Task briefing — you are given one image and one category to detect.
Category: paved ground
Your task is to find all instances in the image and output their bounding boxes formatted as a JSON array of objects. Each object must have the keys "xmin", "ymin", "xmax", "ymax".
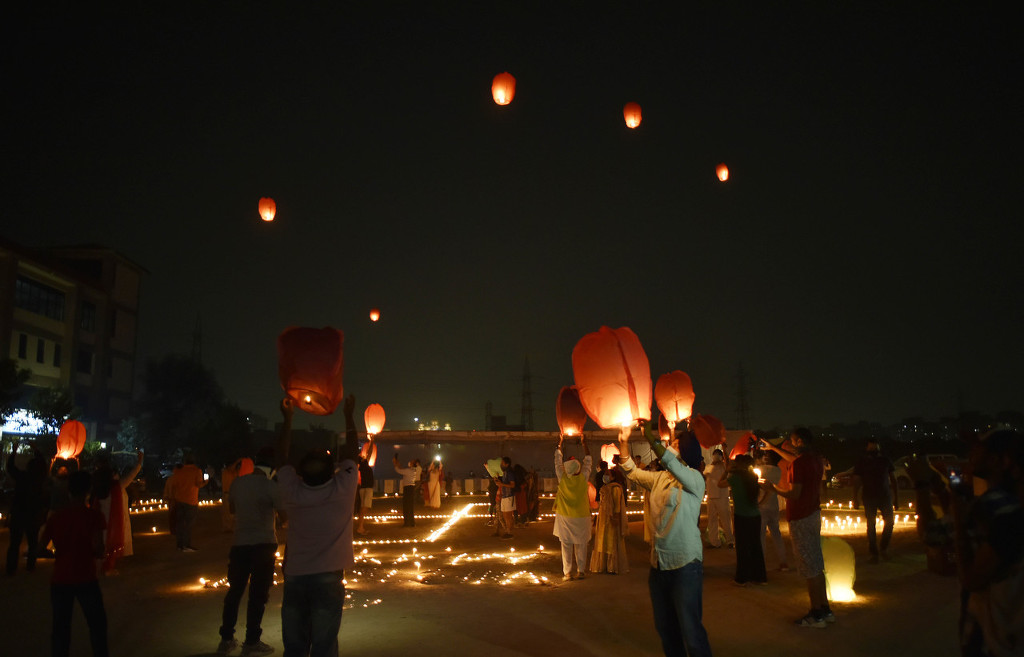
[{"xmin": 1, "ymin": 492, "xmax": 960, "ymax": 656}]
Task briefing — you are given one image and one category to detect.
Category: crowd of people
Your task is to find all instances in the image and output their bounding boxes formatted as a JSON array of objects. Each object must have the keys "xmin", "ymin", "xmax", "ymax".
[{"xmin": 3, "ymin": 416, "xmax": 1021, "ymax": 657}]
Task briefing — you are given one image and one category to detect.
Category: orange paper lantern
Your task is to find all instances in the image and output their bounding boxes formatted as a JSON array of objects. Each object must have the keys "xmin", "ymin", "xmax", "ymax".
[
  {"xmin": 655, "ymin": 371, "xmax": 696, "ymax": 428},
  {"xmin": 729, "ymin": 431, "xmax": 756, "ymax": 460},
  {"xmin": 237, "ymin": 458, "xmax": 255, "ymax": 477},
  {"xmin": 556, "ymin": 386, "xmax": 588, "ymax": 437},
  {"xmin": 364, "ymin": 403, "xmax": 386, "ymax": 436},
  {"xmin": 572, "ymin": 326, "xmax": 652, "ymax": 429},
  {"xmin": 258, "ymin": 197, "xmax": 276, "ymax": 222},
  {"xmin": 369, "ymin": 308, "xmax": 380, "ymax": 322},
  {"xmin": 56, "ymin": 420, "xmax": 87, "ymax": 460},
  {"xmin": 623, "ymin": 102, "xmax": 642, "ymax": 128},
  {"xmin": 716, "ymin": 163, "xmax": 729, "ymax": 182},
  {"xmin": 491, "ymin": 72, "xmax": 516, "ymax": 106},
  {"xmin": 277, "ymin": 326, "xmax": 345, "ymax": 416},
  {"xmin": 599, "ymin": 443, "xmax": 620, "ymax": 468},
  {"xmin": 691, "ymin": 413, "xmax": 726, "ymax": 449}
]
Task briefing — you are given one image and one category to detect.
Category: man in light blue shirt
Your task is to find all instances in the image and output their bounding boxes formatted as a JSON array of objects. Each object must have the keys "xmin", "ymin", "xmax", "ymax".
[{"xmin": 618, "ymin": 421, "xmax": 712, "ymax": 657}]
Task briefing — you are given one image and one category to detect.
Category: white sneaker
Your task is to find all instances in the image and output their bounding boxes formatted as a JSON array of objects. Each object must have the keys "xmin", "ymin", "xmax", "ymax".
[{"xmin": 241, "ymin": 640, "xmax": 274, "ymax": 656}]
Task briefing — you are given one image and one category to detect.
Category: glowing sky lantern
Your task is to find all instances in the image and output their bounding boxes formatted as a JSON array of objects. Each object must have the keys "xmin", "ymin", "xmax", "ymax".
[
  {"xmin": 654, "ymin": 371, "xmax": 695, "ymax": 430},
  {"xmin": 258, "ymin": 197, "xmax": 276, "ymax": 222},
  {"xmin": 364, "ymin": 403, "xmax": 386, "ymax": 436},
  {"xmin": 237, "ymin": 458, "xmax": 254, "ymax": 477},
  {"xmin": 555, "ymin": 386, "xmax": 588, "ymax": 437},
  {"xmin": 658, "ymin": 414, "xmax": 672, "ymax": 443},
  {"xmin": 571, "ymin": 326, "xmax": 652, "ymax": 429},
  {"xmin": 716, "ymin": 163, "xmax": 729, "ymax": 182},
  {"xmin": 691, "ymin": 413, "xmax": 727, "ymax": 449},
  {"xmin": 623, "ymin": 102, "xmax": 642, "ymax": 129},
  {"xmin": 491, "ymin": 72, "xmax": 516, "ymax": 106},
  {"xmin": 729, "ymin": 431, "xmax": 757, "ymax": 459},
  {"xmin": 369, "ymin": 308, "xmax": 380, "ymax": 322},
  {"xmin": 599, "ymin": 443, "xmax": 620, "ymax": 468},
  {"xmin": 55, "ymin": 420, "xmax": 87, "ymax": 460},
  {"xmin": 277, "ymin": 326, "xmax": 345, "ymax": 416}
]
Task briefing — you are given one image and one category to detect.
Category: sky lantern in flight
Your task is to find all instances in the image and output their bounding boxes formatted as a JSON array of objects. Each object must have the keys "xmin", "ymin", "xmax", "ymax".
[
  {"xmin": 571, "ymin": 326, "xmax": 652, "ymax": 429},
  {"xmin": 623, "ymin": 102, "xmax": 642, "ymax": 128},
  {"xmin": 556, "ymin": 386, "xmax": 588, "ymax": 437},
  {"xmin": 364, "ymin": 403, "xmax": 386, "ymax": 436},
  {"xmin": 491, "ymin": 72, "xmax": 516, "ymax": 105},
  {"xmin": 691, "ymin": 413, "xmax": 726, "ymax": 448},
  {"xmin": 258, "ymin": 197, "xmax": 276, "ymax": 222},
  {"xmin": 716, "ymin": 163, "xmax": 729, "ymax": 182},
  {"xmin": 599, "ymin": 443, "xmax": 620, "ymax": 468},
  {"xmin": 56, "ymin": 420, "xmax": 87, "ymax": 460},
  {"xmin": 654, "ymin": 371, "xmax": 695, "ymax": 431},
  {"xmin": 369, "ymin": 308, "xmax": 380, "ymax": 322},
  {"xmin": 277, "ymin": 326, "xmax": 345, "ymax": 416}
]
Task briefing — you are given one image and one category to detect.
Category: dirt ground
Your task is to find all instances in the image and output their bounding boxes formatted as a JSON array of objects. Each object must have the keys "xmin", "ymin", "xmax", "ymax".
[{"xmin": 0, "ymin": 491, "xmax": 961, "ymax": 657}]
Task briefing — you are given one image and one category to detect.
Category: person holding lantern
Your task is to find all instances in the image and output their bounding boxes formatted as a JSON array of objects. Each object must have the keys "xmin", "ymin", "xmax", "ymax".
[
  {"xmin": 553, "ymin": 435, "xmax": 592, "ymax": 580},
  {"xmin": 493, "ymin": 456, "xmax": 516, "ymax": 539},
  {"xmin": 393, "ymin": 454, "xmax": 421, "ymax": 528},
  {"xmin": 90, "ymin": 450, "xmax": 144, "ymax": 575},
  {"xmin": 761, "ymin": 428, "xmax": 834, "ymax": 627},
  {"xmin": 618, "ymin": 421, "xmax": 713, "ymax": 657},
  {"xmin": 276, "ymin": 393, "xmax": 360, "ymax": 657},
  {"xmin": 589, "ymin": 466, "xmax": 630, "ymax": 574}
]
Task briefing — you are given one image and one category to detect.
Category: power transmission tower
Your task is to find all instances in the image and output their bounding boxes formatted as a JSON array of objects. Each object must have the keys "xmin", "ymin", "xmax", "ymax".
[
  {"xmin": 735, "ymin": 362, "xmax": 752, "ymax": 429},
  {"xmin": 191, "ymin": 314, "xmax": 203, "ymax": 364},
  {"xmin": 520, "ymin": 356, "xmax": 534, "ymax": 431}
]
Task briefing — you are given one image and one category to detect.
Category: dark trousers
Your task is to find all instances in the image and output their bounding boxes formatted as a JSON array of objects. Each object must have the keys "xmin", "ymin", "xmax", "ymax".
[
  {"xmin": 6, "ymin": 510, "xmax": 42, "ymax": 574},
  {"xmin": 864, "ymin": 495, "xmax": 895, "ymax": 555},
  {"xmin": 282, "ymin": 571, "xmax": 345, "ymax": 657},
  {"xmin": 220, "ymin": 543, "xmax": 277, "ymax": 643},
  {"xmin": 51, "ymin": 581, "xmax": 108, "ymax": 657},
  {"xmin": 733, "ymin": 513, "xmax": 767, "ymax": 584},
  {"xmin": 648, "ymin": 561, "xmax": 713, "ymax": 657},
  {"xmin": 176, "ymin": 503, "xmax": 198, "ymax": 548},
  {"xmin": 402, "ymin": 485, "xmax": 415, "ymax": 527}
]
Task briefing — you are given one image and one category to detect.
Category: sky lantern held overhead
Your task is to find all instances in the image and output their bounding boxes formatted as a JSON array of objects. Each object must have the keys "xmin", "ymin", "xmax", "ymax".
[
  {"xmin": 716, "ymin": 163, "xmax": 729, "ymax": 182},
  {"xmin": 556, "ymin": 386, "xmax": 588, "ymax": 437},
  {"xmin": 691, "ymin": 413, "xmax": 727, "ymax": 449},
  {"xmin": 369, "ymin": 308, "xmax": 380, "ymax": 322},
  {"xmin": 277, "ymin": 326, "xmax": 345, "ymax": 416},
  {"xmin": 623, "ymin": 102, "xmax": 642, "ymax": 129},
  {"xmin": 491, "ymin": 72, "xmax": 516, "ymax": 105},
  {"xmin": 258, "ymin": 197, "xmax": 276, "ymax": 222},
  {"xmin": 654, "ymin": 371, "xmax": 695, "ymax": 429},
  {"xmin": 572, "ymin": 326, "xmax": 652, "ymax": 429},
  {"xmin": 56, "ymin": 420, "xmax": 87, "ymax": 460}
]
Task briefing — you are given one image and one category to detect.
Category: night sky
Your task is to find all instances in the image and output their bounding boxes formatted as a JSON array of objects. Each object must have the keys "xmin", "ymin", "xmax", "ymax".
[{"xmin": 5, "ymin": 4, "xmax": 1021, "ymax": 432}]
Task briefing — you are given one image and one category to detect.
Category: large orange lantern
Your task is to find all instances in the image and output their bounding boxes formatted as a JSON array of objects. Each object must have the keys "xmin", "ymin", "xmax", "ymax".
[
  {"xmin": 369, "ymin": 308, "xmax": 380, "ymax": 322},
  {"xmin": 491, "ymin": 72, "xmax": 516, "ymax": 106},
  {"xmin": 237, "ymin": 458, "xmax": 255, "ymax": 477},
  {"xmin": 571, "ymin": 326, "xmax": 652, "ymax": 429},
  {"xmin": 623, "ymin": 102, "xmax": 642, "ymax": 129},
  {"xmin": 364, "ymin": 403, "xmax": 386, "ymax": 436},
  {"xmin": 277, "ymin": 326, "xmax": 345, "ymax": 416},
  {"xmin": 258, "ymin": 197, "xmax": 276, "ymax": 222},
  {"xmin": 729, "ymin": 431, "xmax": 756, "ymax": 460},
  {"xmin": 556, "ymin": 386, "xmax": 588, "ymax": 437},
  {"xmin": 655, "ymin": 371, "xmax": 695, "ymax": 430},
  {"xmin": 56, "ymin": 420, "xmax": 87, "ymax": 460},
  {"xmin": 716, "ymin": 163, "xmax": 729, "ymax": 182},
  {"xmin": 691, "ymin": 413, "xmax": 726, "ymax": 449}
]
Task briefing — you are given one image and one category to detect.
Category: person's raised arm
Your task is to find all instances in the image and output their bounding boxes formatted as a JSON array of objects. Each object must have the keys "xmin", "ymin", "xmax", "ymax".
[
  {"xmin": 639, "ymin": 420, "xmax": 665, "ymax": 459},
  {"xmin": 337, "ymin": 394, "xmax": 359, "ymax": 463},
  {"xmin": 276, "ymin": 398, "xmax": 294, "ymax": 469},
  {"xmin": 582, "ymin": 434, "xmax": 591, "ymax": 459},
  {"xmin": 762, "ymin": 441, "xmax": 797, "ymax": 463},
  {"xmin": 121, "ymin": 450, "xmax": 144, "ymax": 489}
]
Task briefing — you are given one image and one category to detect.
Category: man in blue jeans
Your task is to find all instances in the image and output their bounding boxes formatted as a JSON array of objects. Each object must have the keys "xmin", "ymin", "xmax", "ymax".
[
  {"xmin": 276, "ymin": 394, "xmax": 360, "ymax": 657},
  {"xmin": 618, "ymin": 421, "xmax": 713, "ymax": 657}
]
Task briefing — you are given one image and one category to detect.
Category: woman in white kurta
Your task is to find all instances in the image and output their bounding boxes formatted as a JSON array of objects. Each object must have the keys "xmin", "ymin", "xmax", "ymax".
[
  {"xmin": 426, "ymin": 461, "xmax": 443, "ymax": 509},
  {"xmin": 553, "ymin": 435, "xmax": 592, "ymax": 580}
]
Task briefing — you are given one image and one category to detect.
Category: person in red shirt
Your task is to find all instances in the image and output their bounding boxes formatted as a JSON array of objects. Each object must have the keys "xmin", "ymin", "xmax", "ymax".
[
  {"xmin": 40, "ymin": 469, "xmax": 109, "ymax": 657},
  {"xmin": 762, "ymin": 428, "xmax": 833, "ymax": 628}
]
